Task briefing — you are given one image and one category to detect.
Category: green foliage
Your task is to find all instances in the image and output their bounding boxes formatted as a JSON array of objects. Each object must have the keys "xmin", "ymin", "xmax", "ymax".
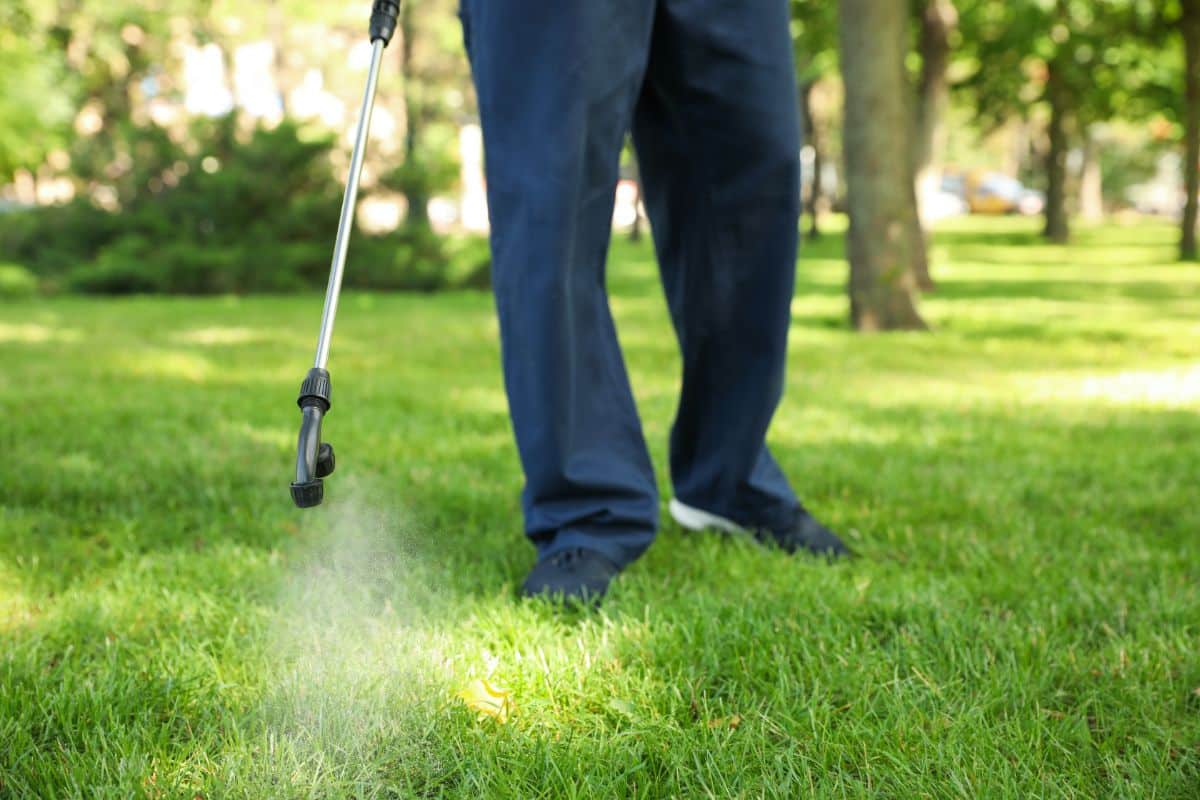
[
  {"xmin": 0, "ymin": 2, "xmax": 73, "ymax": 180},
  {"xmin": 42, "ymin": 0, "xmax": 214, "ymax": 192},
  {"xmin": 378, "ymin": 149, "xmax": 461, "ymax": 228},
  {"xmin": 1100, "ymin": 127, "xmax": 1174, "ymax": 201},
  {"xmin": 957, "ymin": 0, "xmax": 1153, "ymax": 129},
  {"xmin": 2, "ymin": 219, "xmax": 1199, "ymax": 796},
  {"xmin": 790, "ymin": 0, "xmax": 839, "ymax": 80},
  {"xmin": 1128, "ymin": 0, "xmax": 1193, "ymax": 124},
  {"xmin": 1, "ymin": 116, "xmax": 335, "ymax": 293},
  {"xmin": 0, "ymin": 115, "xmax": 483, "ymax": 295},
  {"xmin": 0, "ymin": 263, "xmax": 38, "ymax": 298},
  {"xmin": 0, "ymin": 200, "xmax": 127, "ymax": 283},
  {"xmin": 346, "ymin": 225, "xmax": 487, "ymax": 292}
]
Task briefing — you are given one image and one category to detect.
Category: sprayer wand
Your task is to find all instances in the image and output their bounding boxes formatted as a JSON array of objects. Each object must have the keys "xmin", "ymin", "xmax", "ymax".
[{"xmin": 290, "ymin": 1, "xmax": 401, "ymax": 508}]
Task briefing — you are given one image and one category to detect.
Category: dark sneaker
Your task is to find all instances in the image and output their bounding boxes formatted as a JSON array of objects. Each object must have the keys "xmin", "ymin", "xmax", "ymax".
[
  {"xmin": 669, "ymin": 498, "xmax": 851, "ymax": 559},
  {"xmin": 767, "ymin": 507, "xmax": 851, "ymax": 558},
  {"xmin": 521, "ymin": 547, "xmax": 622, "ymax": 604}
]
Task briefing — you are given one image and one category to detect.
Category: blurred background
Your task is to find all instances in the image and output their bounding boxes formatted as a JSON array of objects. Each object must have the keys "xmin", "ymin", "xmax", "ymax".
[{"xmin": 0, "ymin": 0, "xmax": 1196, "ymax": 322}]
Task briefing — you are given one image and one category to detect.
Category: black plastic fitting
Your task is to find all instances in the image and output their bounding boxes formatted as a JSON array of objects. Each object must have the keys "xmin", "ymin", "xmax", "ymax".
[
  {"xmin": 316, "ymin": 442, "xmax": 336, "ymax": 477},
  {"xmin": 298, "ymin": 367, "xmax": 331, "ymax": 412},
  {"xmin": 369, "ymin": 0, "xmax": 401, "ymax": 46},
  {"xmin": 291, "ymin": 369, "xmax": 335, "ymax": 508},
  {"xmin": 291, "ymin": 478, "xmax": 324, "ymax": 508}
]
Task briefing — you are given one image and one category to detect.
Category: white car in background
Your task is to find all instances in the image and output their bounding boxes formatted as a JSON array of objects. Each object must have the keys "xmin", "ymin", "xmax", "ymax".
[{"xmin": 922, "ymin": 186, "xmax": 970, "ymax": 222}]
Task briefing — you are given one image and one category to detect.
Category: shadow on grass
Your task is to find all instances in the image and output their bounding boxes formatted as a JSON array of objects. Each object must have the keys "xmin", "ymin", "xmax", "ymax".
[
  {"xmin": 932, "ymin": 279, "xmax": 1199, "ymax": 305},
  {"xmin": 614, "ymin": 225, "xmax": 1194, "ymax": 338},
  {"xmin": 932, "ymin": 219, "xmax": 1176, "ymax": 250}
]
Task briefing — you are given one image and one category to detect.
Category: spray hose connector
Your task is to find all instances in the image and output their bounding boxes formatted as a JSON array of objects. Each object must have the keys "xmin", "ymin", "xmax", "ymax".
[
  {"xmin": 369, "ymin": 0, "xmax": 401, "ymax": 46},
  {"xmin": 297, "ymin": 367, "xmax": 331, "ymax": 411}
]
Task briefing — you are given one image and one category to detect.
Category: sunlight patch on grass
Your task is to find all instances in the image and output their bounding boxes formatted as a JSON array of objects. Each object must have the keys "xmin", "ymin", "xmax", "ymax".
[
  {"xmin": 773, "ymin": 407, "xmax": 910, "ymax": 447},
  {"xmin": 446, "ymin": 386, "xmax": 510, "ymax": 415},
  {"xmin": 790, "ymin": 295, "xmax": 846, "ymax": 321},
  {"xmin": 170, "ymin": 326, "xmax": 274, "ymax": 346},
  {"xmin": 57, "ymin": 452, "xmax": 101, "ymax": 476},
  {"xmin": 946, "ymin": 245, "xmax": 1175, "ymax": 268},
  {"xmin": 0, "ymin": 322, "xmax": 82, "ymax": 344},
  {"xmin": 941, "ymin": 264, "xmax": 1195, "ymax": 285},
  {"xmin": 227, "ymin": 363, "xmax": 307, "ymax": 385},
  {"xmin": 0, "ymin": 563, "xmax": 36, "ymax": 632},
  {"xmin": 222, "ymin": 420, "xmax": 294, "ymax": 450},
  {"xmin": 797, "ymin": 255, "xmax": 848, "ymax": 272},
  {"xmin": 609, "ymin": 295, "xmax": 671, "ymax": 317},
  {"xmin": 1027, "ymin": 364, "xmax": 1200, "ymax": 407},
  {"xmin": 113, "ymin": 349, "xmax": 215, "ymax": 382}
]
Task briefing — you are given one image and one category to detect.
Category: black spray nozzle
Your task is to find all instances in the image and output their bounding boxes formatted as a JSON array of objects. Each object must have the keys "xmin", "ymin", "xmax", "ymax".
[
  {"xmin": 369, "ymin": 0, "xmax": 401, "ymax": 46},
  {"xmin": 292, "ymin": 369, "xmax": 336, "ymax": 508},
  {"xmin": 291, "ymin": 478, "xmax": 324, "ymax": 508}
]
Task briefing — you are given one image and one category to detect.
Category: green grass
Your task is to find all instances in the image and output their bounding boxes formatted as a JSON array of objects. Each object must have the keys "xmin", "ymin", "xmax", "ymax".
[{"xmin": 2, "ymin": 216, "xmax": 1198, "ymax": 798}]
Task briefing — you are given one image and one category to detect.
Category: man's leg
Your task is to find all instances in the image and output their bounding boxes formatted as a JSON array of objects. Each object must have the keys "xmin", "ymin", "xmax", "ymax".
[
  {"xmin": 632, "ymin": 0, "xmax": 806, "ymax": 533},
  {"xmin": 461, "ymin": 1, "xmax": 659, "ymax": 569}
]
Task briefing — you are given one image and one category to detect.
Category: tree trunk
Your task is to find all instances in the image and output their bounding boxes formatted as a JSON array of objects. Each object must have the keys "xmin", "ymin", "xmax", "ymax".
[
  {"xmin": 1043, "ymin": 60, "xmax": 1070, "ymax": 243},
  {"xmin": 907, "ymin": 166, "xmax": 933, "ymax": 292},
  {"xmin": 1182, "ymin": 0, "xmax": 1200, "ymax": 260},
  {"xmin": 800, "ymin": 80, "xmax": 822, "ymax": 241},
  {"xmin": 913, "ymin": 0, "xmax": 955, "ymax": 203},
  {"xmin": 629, "ymin": 183, "xmax": 644, "ymax": 241},
  {"xmin": 912, "ymin": 0, "xmax": 956, "ymax": 290},
  {"xmin": 838, "ymin": 0, "xmax": 927, "ymax": 331},
  {"xmin": 268, "ymin": 0, "xmax": 292, "ymax": 117},
  {"xmin": 1078, "ymin": 126, "xmax": 1103, "ymax": 223},
  {"xmin": 809, "ymin": 127, "xmax": 823, "ymax": 241},
  {"xmin": 628, "ymin": 153, "xmax": 644, "ymax": 242},
  {"xmin": 400, "ymin": 1, "xmax": 429, "ymax": 228}
]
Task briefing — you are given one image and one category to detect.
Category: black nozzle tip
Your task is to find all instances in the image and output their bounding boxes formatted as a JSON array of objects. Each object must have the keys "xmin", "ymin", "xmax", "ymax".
[{"xmin": 291, "ymin": 479, "xmax": 324, "ymax": 508}]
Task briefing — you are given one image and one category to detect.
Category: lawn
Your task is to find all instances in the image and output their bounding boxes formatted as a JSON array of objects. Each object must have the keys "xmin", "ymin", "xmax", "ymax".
[{"xmin": 2, "ymin": 217, "xmax": 1198, "ymax": 798}]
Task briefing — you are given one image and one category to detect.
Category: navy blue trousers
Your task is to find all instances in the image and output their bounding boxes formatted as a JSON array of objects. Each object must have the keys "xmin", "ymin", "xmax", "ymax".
[{"xmin": 461, "ymin": 0, "xmax": 802, "ymax": 568}]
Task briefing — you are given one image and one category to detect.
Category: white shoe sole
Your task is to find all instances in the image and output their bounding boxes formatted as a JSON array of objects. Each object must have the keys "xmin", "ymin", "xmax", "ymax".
[{"xmin": 668, "ymin": 498, "xmax": 752, "ymax": 537}]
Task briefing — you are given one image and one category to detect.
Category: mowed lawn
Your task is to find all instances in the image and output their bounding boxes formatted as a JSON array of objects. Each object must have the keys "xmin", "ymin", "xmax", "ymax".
[{"xmin": 2, "ymin": 217, "xmax": 1198, "ymax": 798}]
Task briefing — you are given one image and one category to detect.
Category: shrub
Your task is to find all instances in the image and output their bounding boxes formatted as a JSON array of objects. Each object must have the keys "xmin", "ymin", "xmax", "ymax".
[
  {"xmin": 66, "ymin": 237, "xmax": 164, "ymax": 294},
  {"xmin": 0, "ymin": 262, "xmax": 37, "ymax": 298},
  {"xmin": 0, "ymin": 200, "xmax": 126, "ymax": 282},
  {"xmin": 349, "ymin": 225, "xmax": 452, "ymax": 292},
  {"xmin": 0, "ymin": 114, "xmax": 491, "ymax": 295}
]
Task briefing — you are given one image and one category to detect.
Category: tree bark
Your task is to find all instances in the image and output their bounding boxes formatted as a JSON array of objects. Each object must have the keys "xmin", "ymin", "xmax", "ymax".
[
  {"xmin": 912, "ymin": 0, "xmax": 956, "ymax": 289},
  {"xmin": 1078, "ymin": 126, "xmax": 1103, "ymax": 223},
  {"xmin": 628, "ymin": 153, "xmax": 644, "ymax": 242},
  {"xmin": 1043, "ymin": 59, "xmax": 1070, "ymax": 243},
  {"xmin": 914, "ymin": 0, "xmax": 955, "ymax": 201},
  {"xmin": 268, "ymin": 0, "xmax": 293, "ymax": 117},
  {"xmin": 1182, "ymin": 0, "xmax": 1200, "ymax": 260},
  {"xmin": 400, "ymin": 0, "xmax": 429, "ymax": 228},
  {"xmin": 809, "ymin": 127, "xmax": 823, "ymax": 241},
  {"xmin": 800, "ymin": 80, "xmax": 822, "ymax": 241},
  {"xmin": 838, "ymin": 0, "xmax": 927, "ymax": 331},
  {"xmin": 629, "ymin": 182, "xmax": 644, "ymax": 241},
  {"xmin": 906, "ymin": 163, "xmax": 933, "ymax": 292}
]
